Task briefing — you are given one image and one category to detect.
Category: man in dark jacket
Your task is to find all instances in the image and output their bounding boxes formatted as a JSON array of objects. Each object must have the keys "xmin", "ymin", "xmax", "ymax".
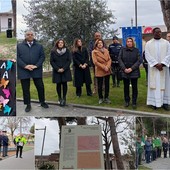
[
  {"xmin": 88, "ymin": 32, "xmax": 102, "ymax": 94},
  {"xmin": 108, "ymin": 36, "xmax": 122, "ymax": 87},
  {"xmin": 2, "ymin": 131, "xmax": 8, "ymax": 157},
  {"xmin": 17, "ymin": 30, "xmax": 49, "ymax": 112},
  {"xmin": 0, "ymin": 131, "xmax": 2, "ymax": 157}
]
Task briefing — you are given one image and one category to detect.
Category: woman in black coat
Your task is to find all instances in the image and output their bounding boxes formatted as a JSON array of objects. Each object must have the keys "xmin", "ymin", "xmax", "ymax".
[
  {"xmin": 118, "ymin": 37, "xmax": 140, "ymax": 108},
  {"xmin": 72, "ymin": 38, "xmax": 92, "ymax": 97},
  {"xmin": 50, "ymin": 39, "xmax": 72, "ymax": 106}
]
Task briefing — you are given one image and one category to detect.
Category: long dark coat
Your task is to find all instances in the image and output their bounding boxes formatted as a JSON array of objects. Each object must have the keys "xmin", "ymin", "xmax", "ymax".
[
  {"xmin": 72, "ymin": 47, "xmax": 92, "ymax": 87},
  {"xmin": 118, "ymin": 47, "xmax": 141, "ymax": 79},
  {"xmin": 17, "ymin": 40, "xmax": 45, "ymax": 79},
  {"xmin": 50, "ymin": 48, "xmax": 72, "ymax": 83}
]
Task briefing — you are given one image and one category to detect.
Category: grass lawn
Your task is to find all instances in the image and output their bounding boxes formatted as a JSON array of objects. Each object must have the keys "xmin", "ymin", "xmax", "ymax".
[
  {"xmin": 0, "ymin": 32, "xmax": 17, "ymax": 45},
  {"xmin": 16, "ymin": 68, "xmax": 169, "ymax": 114},
  {"xmin": 138, "ymin": 165, "xmax": 152, "ymax": 170}
]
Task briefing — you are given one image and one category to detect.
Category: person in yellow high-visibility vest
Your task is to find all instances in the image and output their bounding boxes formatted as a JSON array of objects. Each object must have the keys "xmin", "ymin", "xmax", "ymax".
[{"xmin": 15, "ymin": 134, "xmax": 27, "ymax": 158}]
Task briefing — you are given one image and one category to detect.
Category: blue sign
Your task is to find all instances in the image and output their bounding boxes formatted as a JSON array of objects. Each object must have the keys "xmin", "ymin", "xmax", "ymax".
[{"xmin": 122, "ymin": 26, "xmax": 142, "ymax": 58}]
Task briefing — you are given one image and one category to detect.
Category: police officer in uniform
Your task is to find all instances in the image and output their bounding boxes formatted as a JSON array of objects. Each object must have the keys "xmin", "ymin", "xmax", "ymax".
[{"xmin": 108, "ymin": 36, "xmax": 122, "ymax": 87}]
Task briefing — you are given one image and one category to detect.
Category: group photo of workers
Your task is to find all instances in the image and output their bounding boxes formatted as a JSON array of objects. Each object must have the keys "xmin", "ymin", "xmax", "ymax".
[{"xmin": 136, "ymin": 117, "xmax": 170, "ymax": 169}]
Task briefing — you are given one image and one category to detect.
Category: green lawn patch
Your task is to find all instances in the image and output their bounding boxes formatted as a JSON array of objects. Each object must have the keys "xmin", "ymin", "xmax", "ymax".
[
  {"xmin": 16, "ymin": 68, "xmax": 169, "ymax": 114},
  {"xmin": 0, "ymin": 32, "xmax": 17, "ymax": 45},
  {"xmin": 138, "ymin": 165, "xmax": 152, "ymax": 170}
]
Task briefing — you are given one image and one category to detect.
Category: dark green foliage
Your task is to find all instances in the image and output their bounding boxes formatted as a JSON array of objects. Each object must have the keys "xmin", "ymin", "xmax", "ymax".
[
  {"xmin": 24, "ymin": 0, "xmax": 116, "ymax": 46},
  {"xmin": 38, "ymin": 163, "xmax": 55, "ymax": 169}
]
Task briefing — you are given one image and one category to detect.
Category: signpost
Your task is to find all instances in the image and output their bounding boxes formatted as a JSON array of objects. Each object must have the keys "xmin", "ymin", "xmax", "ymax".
[{"xmin": 59, "ymin": 125, "xmax": 104, "ymax": 170}]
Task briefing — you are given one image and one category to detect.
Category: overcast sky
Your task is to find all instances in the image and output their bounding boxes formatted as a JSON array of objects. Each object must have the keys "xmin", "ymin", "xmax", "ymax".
[{"xmin": 16, "ymin": 0, "xmax": 165, "ymax": 39}]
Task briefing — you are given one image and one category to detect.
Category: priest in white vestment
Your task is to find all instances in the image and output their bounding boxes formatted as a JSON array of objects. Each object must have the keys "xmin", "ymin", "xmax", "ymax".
[{"xmin": 145, "ymin": 27, "xmax": 170, "ymax": 110}]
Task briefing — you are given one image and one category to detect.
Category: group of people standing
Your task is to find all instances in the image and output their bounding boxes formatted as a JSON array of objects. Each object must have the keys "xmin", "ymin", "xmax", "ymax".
[
  {"xmin": 17, "ymin": 27, "xmax": 170, "ymax": 112},
  {"xmin": 0, "ymin": 132, "xmax": 27, "ymax": 159},
  {"xmin": 0, "ymin": 131, "xmax": 9, "ymax": 158},
  {"xmin": 136, "ymin": 135, "xmax": 170, "ymax": 168}
]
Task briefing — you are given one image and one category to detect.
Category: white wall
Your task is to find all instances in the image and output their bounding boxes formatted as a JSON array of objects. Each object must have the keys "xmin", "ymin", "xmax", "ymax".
[{"xmin": 0, "ymin": 13, "xmax": 13, "ymax": 31}]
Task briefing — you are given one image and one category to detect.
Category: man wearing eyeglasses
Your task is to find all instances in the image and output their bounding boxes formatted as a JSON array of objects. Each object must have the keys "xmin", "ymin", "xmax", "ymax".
[{"xmin": 17, "ymin": 30, "xmax": 49, "ymax": 112}]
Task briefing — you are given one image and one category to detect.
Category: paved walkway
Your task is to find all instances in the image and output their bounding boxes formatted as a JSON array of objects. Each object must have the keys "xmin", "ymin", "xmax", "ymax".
[
  {"xmin": 16, "ymin": 100, "xmax": 169, "ymax": 117},
  {"xmin": 0, "ymin": 149, "xmax": 34, "ymax": 170},
  {"xmin": 141, "ymin": 157, "xmax": 170, "ymax": 170}
]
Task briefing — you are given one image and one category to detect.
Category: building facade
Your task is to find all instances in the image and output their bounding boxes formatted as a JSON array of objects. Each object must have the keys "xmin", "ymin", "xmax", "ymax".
[{"xmin": 0, "ymin": 11, "xmax": 13, "ymax": 32}]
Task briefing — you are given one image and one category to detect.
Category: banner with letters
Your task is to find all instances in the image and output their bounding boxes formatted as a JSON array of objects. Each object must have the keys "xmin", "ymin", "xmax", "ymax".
[
  {"xmin": 0, "ymin": 60, "xmax": 16, "ymax": 116},
  {"xmin": 122, "ymin": 26, "xmax": 142, "ymax": 59}
]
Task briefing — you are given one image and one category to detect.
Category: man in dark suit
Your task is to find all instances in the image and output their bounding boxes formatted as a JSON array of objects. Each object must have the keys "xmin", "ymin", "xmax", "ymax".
[
  {"xmin": 17, "ymin": 30, "xmax": 49, "ymax": 112},
  {"xmin": 2, "ymin": 131, "xmax": 8, "ymax": 157},
  {"xmin": 0, "ymin": 131, "xmax": 2, "ymax": 157}
]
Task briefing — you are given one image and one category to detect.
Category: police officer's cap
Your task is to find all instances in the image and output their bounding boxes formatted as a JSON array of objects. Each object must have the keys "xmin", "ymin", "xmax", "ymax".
[{"xmin": 113, "ymin": 36, "xmax": 118, "ymax": 40}]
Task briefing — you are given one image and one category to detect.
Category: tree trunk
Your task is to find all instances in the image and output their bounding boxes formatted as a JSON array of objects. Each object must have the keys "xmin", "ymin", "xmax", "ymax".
[
  {"xmin": 11, "ymin": 0, "xmax": 16, "ymax": 37},
  {"xmin": 152, "ymin": 118, "xmax": 156, "ymax": 137},
  {"xmin": 77, "ymin": 117, "xmax": 86, "ymax": 125},
  {"xmin": 105, "ymin": 143, "xmax": 111, "ymax": 170},
  {"xmin": 160, "ymin": 0, "xmax": 170, "ymax": 31},
  {"xmin": 108, "ymin": 117, "xmax": 125, "ymax": 170},
  {"xmin": 57, "ymin": 117, "xmax": 66, "ymax": 147}
]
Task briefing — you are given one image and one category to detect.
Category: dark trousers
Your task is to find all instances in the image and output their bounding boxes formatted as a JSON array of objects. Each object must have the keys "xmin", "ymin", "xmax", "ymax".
[
  {"xmin": 56, "ymin": 82, "xmax": 67, "ymax": 100},
  {"xmin": 157, "ymin": 148, "xmax": 161, "ymax": 157},
  {"xmin": 92, "ymin": 66, "xmax": 97, "ymax": 91},
  {"xmin": 76, "ymin": 84, "xmax": 92, "ymax": 96},
  {"xmin": 97, "ymin": 75, "xmax": 110, "ymax": 99},
  {"xmin": 112, "ymin": 63, "xmax": 120, "ymax": 86},
  {"xmin": 145, "ymin": 150, "xmax": 151, "ymax": 163},
  {"xmin": 152, "ymin": 150, "xmax": 156, "ymax": 160},
  {"xmin": 123, "ymin": 78, "xmax": 138, "ymax": 104},
  {"xmin": 2, "ymin": 146, "xmax": 8, "ymax": 157},
  {"xmin": 20, "ymin": 78, "xmax": 45, "ymax": 105},
  {"xmin": 16, "ymin": 146, "xmax": 23, "ymax": 157},
  {"xmin": 163, "ymin": 149, "xmax": 167, "ymax": 158}
]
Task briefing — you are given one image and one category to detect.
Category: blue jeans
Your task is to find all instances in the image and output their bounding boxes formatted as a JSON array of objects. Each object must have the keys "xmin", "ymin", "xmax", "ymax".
[
  {"xmin": 3, "ymin": 146, "xmax": 8, "ymax": 157},
  {"xmin": 146, "ymin": 150, "xmax": 151, "ymax": 163}
]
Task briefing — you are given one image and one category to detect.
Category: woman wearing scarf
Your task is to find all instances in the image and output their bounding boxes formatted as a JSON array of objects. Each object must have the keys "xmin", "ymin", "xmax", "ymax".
[
  {"xmin": 50, "ymin": 39, "xmax": 72, "ymax": 106},
  {"xmin": 92, "ymin": 39, "xmax": 112, "ymax": 104}
]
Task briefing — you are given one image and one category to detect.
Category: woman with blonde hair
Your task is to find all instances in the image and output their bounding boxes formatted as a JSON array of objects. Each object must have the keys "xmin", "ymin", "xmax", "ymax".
[
  {"xmin": 92, "ymin": 39, "xmax": 112, "ymax": 104},
  {"xmin": 118, "ymin": 37, "xmax": 140, "ymax": 109}
]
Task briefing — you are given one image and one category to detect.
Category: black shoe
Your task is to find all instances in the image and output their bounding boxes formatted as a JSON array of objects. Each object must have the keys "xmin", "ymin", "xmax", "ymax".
[
  {"xmin": 20, "ymin": 156, "xmax": 23, "ymax": 158},
  {"xmin": 104, "ymin": 98, "xmax": 111, "ymax": 104},
  {"xmin": 124, "ymin": 102, "xmax": 129, "ymax": 107},
  {"xmin": 87, "ymin": 93, "xmax": 92, "ymax": 96},
  {"xmin": 25, "ymin": 104, "xmax": 31, "ymax": 112},
  {"xmin": 16, "ymin": 156, "xmax": 18, "ymax": 158},
  {"xmin": 60, "ymin": 99, "xmax": 66, "ymax": 106},
  {"xmin": 152, "ymin": 106, "xmax": 157, "ymax": 110},
  {"xmin": 41, "ymin": 102, "xmax": 49, "ymax": 108}
]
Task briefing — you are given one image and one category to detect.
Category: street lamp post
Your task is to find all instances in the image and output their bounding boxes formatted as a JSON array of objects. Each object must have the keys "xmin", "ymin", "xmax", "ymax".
[
  {"xmin": 35, "ymin": 126, "xmax": 47, "ymax": 165},
  {"xmin": 135, "ymin": 0, "xmax": 137, "ymax": 27}
]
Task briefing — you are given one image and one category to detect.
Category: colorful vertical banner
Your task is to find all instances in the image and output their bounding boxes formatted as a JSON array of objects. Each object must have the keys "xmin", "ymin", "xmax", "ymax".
[
  {"xmin": 0, "ymin": 60, "xmax": 16, "ymax": 116},
  {"xmin": 122, "ymin": 26, "xmax": 142, "ymax": 58}
]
